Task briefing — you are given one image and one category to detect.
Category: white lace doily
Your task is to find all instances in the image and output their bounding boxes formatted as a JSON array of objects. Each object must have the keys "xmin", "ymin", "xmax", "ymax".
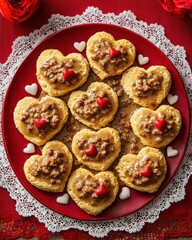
[{"xmin": 0, "ymin": 7, "xmax": 192, "ymax": 238}]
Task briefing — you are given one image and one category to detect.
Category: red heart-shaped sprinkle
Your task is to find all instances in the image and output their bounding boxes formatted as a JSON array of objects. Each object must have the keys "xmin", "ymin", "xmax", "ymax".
[
  {"xmin": 140, "ymin": 166, "xmax": 152, "ymax": 178},
  {"xmin": 84, "ymin": 144, "xmax": 98, "ymax": 157},
  {"xmin": 62, "ymin": 69, "xmax": 75, "ymax": 81},
  {"xmin": 109, "ymin": 47, "xmax": 121, "ymax": 59},
  {"xmin": 34, "ymin": 119, "xmax": 47, "ymax": 130},
  {"xmin": 96, "ymin": 184, "xmax": 108, "ymax": 197},
  {"xmin": 96, "ymin": 96, "xmax": 109, "ymax": 108},
  {"xmin": 154, "ymin": 119, "xmax": 166, "ymax": 131}
]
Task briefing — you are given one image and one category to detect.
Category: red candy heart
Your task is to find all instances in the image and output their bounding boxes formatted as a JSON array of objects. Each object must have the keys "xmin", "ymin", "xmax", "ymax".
[
  {"xmin": 96, "ymin": 184, "xmax": 108, "ymax": 197},
  {"xmin": 34, "ymin": 119, "xmax": 47, "ymax": 130},
  {"xmin": 109, "ymin": 47, "xmax": 121, "ymax": 59},
  {"xmin": 84, "ymin": 144, "xmax": 98, "ymax": 157},
  {"xmin": 96, "ymin": 96, "xmax": 109, "ymax": 108},
  {"xmin": 154, "ymin": 119, "xmax": 166, "ymax": 131},
  {"xmin": 140, "ymin": 166, "xmax": 152, "ymax": 178},
  {"xmin": 62, "ymin": 69, "xmax": 75, "ymax": 81}
]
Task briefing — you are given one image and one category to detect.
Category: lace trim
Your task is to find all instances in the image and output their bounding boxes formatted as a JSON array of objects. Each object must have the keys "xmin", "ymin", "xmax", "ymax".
[{"xmin": 0, "ymin": 7, "xmax": 192, "ymax": 238}]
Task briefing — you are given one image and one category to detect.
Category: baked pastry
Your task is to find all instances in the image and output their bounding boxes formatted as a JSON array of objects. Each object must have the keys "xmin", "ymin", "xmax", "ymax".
[
  {"xmin": 130, "ymin": 105, "xmax": 182, "ymax": 148},
  {"xmin": 36, "ymin": 49, "xmax": 89, "ymax": 96},
  {"xmin": 68, "ymin": 82, "xmax": 118, "ymax": 130},
  {"xmin": 13, "ymin": 95, "xmax": 68, "ymax": 146},
  {"xmin": 72, "ymin": 127, "xmax": 121, "ymax": 171},
  {"xmin": 67, "ymin": 168, "xmax": 119, "ymax": 215},
  {"xmin": 121, "ymin": 66, "xmax": 172, "ymax": 109},
  {"xmin": 116, "ymin": 147, "xmax": 167, "ymax": 193},
  {"xmin": 86, "ymin": 31, "xmax": 136, "ymax": 80},
  {"xmin": 24, "ymin": 140, "xmax": 73, "ymax": 192}
]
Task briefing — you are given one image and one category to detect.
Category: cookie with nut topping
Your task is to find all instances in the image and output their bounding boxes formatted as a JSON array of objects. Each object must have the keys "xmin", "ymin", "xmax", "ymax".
[
  {"xmin": 72, "ymin": 127, "xmax": 121, "ymax": 171},
  {"xmin": 68, "ymin": 82, "xmax": 118, "ymax": 130},
  {"xmin": 86, "ymin": 31, "xmax": 136, "ymax": 80},
  {"xmin": 13, "ymin": 95, "xmax": 68, "ymax": 146},
  {"xmin": 36, "ymin": 49, "xmax": 89, "ymax": 97},
  {"xmin": 130, "ymin": 105, "xmax": 182, "ymax": 148},
  {"xmin": 24, "ymin": 140, "xmax": 73, "ymax": 192},
  {"xmin": 121, "ymin": 66, "xmax": 172, "ymax": 109},
  {"xmin": 116, "ymin": 147, "xmax": 167, "ymax": 193},
  {"xmin": 67, "ymin": 168, "xmax": 119, "ymax": 215}
]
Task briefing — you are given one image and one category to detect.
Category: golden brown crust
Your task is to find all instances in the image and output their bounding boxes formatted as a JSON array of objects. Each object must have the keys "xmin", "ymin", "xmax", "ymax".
[
  {"xmin": 13, "ymin": 95, "xmax": 68, "ymax": 146},
  {"xmin": 24, "ymin": 140, "xmax": 73, "ymax": 192},
  {"xmin": 130, "ymin": 105, "xmax": 182, "ymax": 148},
  {"xmin": 67, "ymin": 168, "xmax": 119, "ymax": 215},
  {"xmin": 121, "ymin": 66, "xmax": 172, "ymax": 109},
  {"xmin": 36, "ymin": 49, "xmax": 89, "ymax": 96},
  {"xmin": 86, "ymin": 31, "xmax": 136, "ymax": 80},
  {"xmin": 72, "ymin": 127, "xmax": 121, "ymax": 171},
  {"xmin": 116, "ymin": 147, "xmax": 167, "ymax": 193},
  {"xmin": 68, "ymin": 82, "xmax": 118, "ymax": 130}
]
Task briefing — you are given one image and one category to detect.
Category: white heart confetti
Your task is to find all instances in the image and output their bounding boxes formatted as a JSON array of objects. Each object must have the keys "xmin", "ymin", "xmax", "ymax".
[
  {"xmin": 167, "ymin": 146, "xmax": 178, "ymax": 157},
  {"xmin": 138, "ymin": 54, "xmax": 149, "ymax": 65},
  {"xmin": 25, "ymin": 83, "xmax": 38, "ymax": 96},
  {"xmin": 74, "ymin": 41, "xmax": 86, "ymax": 52},
  {"xmin": 23, "ymin": 143, "xmax": 35, "ymax": 154},
  {"xmin": 56, "ymin": 193, "xmax": 69, "ymax": 204},
  {"xmin": 119, "ymin": 187, "xmax": 131, "ymax": 200},
  {"xmin": 167, "ymin": 94, "xmax": 178, "ymax": 105}
]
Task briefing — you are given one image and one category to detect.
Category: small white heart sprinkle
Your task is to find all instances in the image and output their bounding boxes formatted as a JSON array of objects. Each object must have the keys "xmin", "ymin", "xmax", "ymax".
[
  {"xmin": 23, "ymin": 143, "xmax": 35, "ymax": 154},
  {"xmin": 167, "ymin": 94, "xmax": 178, "ymax": 105},
  {"xmin": 56, "ymin": 193, "xmax": 69, "ymax": 204},
  {"xmin": 25, "ymin": 83, "xmax": 38, "ymax": 96},
  {"xmin": 167, "ymin": 146, "xmax": 178, "ymax": 157},
  {"xmin": 74, "ymin": 41, "xmax": 86, "ymax": 52},
  {"xmin": 138, "ymin": 54, "xmax": 149, "ymax": 65},
  {"xmin": 119, "ymin": 187, "xmax": 131, "ymax": 200}
]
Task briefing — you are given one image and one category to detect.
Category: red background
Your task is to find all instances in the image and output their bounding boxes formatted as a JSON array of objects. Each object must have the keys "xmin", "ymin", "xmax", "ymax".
[{"xmin": 0, "ymin": 0, "xmax": 192, "ymax": 239}]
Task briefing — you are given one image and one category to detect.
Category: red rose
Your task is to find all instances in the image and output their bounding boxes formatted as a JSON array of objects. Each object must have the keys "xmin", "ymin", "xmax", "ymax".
[
  {"xmin": 0, "ymin": 0, "xmax": 40, "ymax": 23},
  {"xmin": 158, "ymin": 0, "xmax": 192, "ymax": 17}
]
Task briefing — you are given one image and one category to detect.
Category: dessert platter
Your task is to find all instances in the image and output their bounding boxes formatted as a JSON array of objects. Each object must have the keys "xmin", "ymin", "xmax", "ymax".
[{"xmin": 2, "ymin": 23, "xmax": 190, "ymax": 221}]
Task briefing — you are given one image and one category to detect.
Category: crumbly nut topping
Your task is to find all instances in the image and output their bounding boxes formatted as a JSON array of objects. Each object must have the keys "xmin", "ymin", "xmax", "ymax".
[
  {"xmin": 21, "ymin": 102, "xmax": 60, "ymax": 138},
  {"xmin": 77, "ymin": 135, "xmax": 115, "ymax": 161},
  {"xmin": 73, "ymin": 87, "xmax": 112, "ymax": 121},
  {"xmin": 91, "ymin": 39, "xmax": 129, "ymax": 73},
  {"xmin": 125, "ymin": 156, "xmax": 162, "ymax": 186},
  {"xmin": 133, "ymin": 71, "xmax": 163, "ymax": 97},
  {"xmin": 31, "ymin": 149, "xmax": 67, "ymax": 185},
  {"xmin": 40, "ymin": 58, "xmax": 79, "ymax": 86}
]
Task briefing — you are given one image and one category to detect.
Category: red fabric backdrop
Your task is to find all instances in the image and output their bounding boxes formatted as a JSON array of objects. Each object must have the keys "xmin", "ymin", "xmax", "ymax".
[{"xmin": 0, "ymin": 0, "xmax": 192, "ymax": 239}]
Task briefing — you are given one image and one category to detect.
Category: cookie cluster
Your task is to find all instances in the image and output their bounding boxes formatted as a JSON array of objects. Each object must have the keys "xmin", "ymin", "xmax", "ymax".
[{"xmin": 13, "ymin": 31, "xmax": 182, "ymax": 215}]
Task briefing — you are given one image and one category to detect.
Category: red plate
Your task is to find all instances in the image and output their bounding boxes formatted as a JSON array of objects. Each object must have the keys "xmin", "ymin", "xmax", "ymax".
[{"xmin": 1, "ymin": 24, "xmax": 190, "ymax": 221}]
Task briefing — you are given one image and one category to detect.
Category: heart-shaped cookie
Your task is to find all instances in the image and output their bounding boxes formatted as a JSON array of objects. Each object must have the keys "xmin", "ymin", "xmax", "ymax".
[
  {"xmin": 116, "ymin": 147, "xmax": 167, "ymax": 193},
  {"xmin": 67, "ymin": 168, "xmax": 119, "ymax": 215},
  {"xmin": 86, "ymin": 31, "xmax": 136, "ymax": 80},
  {"xmin": 121, "ymin": 66, "xmax": 172, "ymax": 109},
  {"xmin": 14, "ymin": 95, "xmax": 68, "ymax": 146},
  {"xmin": 36, "ymin": 49, "xmax": 89, "ymax": 96},
  {"xmin": 72, "ymin": 127, "xmax": 121, "ymax": 171},
  {"xmin": 68, "ymin": 82, "xmax": 118, "ymax": 130},
  {"xmin": 130, "ymin": 105, "xmax": 182, "ymax": 148},
  {"xmin": 24, "ymin": 140, "xmax": 73, "ymax": 192}
]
